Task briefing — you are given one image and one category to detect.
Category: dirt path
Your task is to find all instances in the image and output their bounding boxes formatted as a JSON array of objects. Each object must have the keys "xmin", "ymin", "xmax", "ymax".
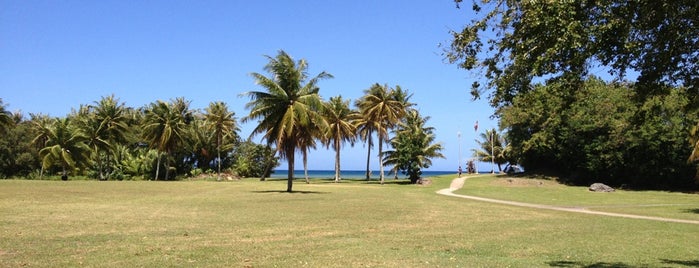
[{"xmin": 437, "ymin": 176, "xmax": 699, "ymax": 225}]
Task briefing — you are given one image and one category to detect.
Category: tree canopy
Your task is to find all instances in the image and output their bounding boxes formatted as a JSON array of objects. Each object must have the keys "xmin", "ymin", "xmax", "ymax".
[{"xmin": 448, "ymin": 0, "xmax": 699, "ymax": 106}]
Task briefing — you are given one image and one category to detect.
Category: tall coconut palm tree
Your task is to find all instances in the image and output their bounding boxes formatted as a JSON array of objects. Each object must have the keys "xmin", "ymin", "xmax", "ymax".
[
  {"xmin": 38, "ymin": 118, "xmax": 91, "ymax": 180},
  {"xmin": 30, "ymin": 113, "xmax": 53, "ymax": 179},
  {"xmin": 204, "ymin": 101, "xmax": 238, "ymax": 180},
  {"xmin": 142, "ymin": 100, "xmax": 188, "ymax": 180},
  {"xmin": 355, "ymin": 83, "xmax": 408, "ymax": 184},
  {"xmin": 322, "ymin": 96, "xmax": 359, "ymax": 182},
  {"xmin": 91, "ymin": 95, "xmax": 129, "ymax": 178},
  {"xmin": 242, "ymin": 50, "xmax": 332, "ymax": 192}
]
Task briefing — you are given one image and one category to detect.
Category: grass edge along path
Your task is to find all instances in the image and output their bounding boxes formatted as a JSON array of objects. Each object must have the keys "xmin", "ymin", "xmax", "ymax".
[{"xmin": 437, "ymin": 176, "xmax": 699, "ymax": 225}]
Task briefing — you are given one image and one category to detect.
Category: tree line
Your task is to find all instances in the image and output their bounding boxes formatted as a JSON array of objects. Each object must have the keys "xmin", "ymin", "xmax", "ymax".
[
  {"xmin": 447, "ymin": 0, "xmax": 699, "ymax": 189},
  {"xmin": 0, "ymin": 51, "xmax": 445, "ymax": 191}
]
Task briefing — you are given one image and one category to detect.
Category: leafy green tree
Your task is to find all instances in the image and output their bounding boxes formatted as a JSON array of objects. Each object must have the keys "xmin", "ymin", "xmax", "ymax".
[
  {"xmin": 322, "ymin": 96, "xmax": 359, "ymax": 182},
  {"xmin": 242, "ymin": 50, "xmax": 332, "ymax": 192},
  {"xmin": 355, "ymin": 83, "xmax": 410, "ymax": 184},
  {"xmin": 500, "ymin": 78, "xmax": 697, "ymax": 188},
  {"xmin": 0, "ymin": 113, "xmax": 40, "ymax": 178},
  {"xmin": 204, "ymin": 101, "xmax": 239, "ymax": 180},
  {"xmin": 232, "ymin": 140, "xmax": 280, "ymax": 178},
  {"xmin": 473, "ymin": 128, "xmax": 507, "ymax": 173},
  {"xmin": 142, "ymin": 100, "xmax": 189, "ymax": 180},
  {"xmin": 38, "ymin": 118, "xmax": 91, "ymax": 180},
  {"xmin": 383, "ymin": 110, "xmax": 444, "ymax": 184},
  {"xmin": 447, "ymin": 0, "xmax": 699, "ymax": 105}
]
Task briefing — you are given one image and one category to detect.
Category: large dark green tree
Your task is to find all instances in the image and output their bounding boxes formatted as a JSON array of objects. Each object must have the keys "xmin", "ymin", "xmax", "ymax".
[
  {"xmin": 448, "ymin": 0, "xmax": 699, "ymax": 188},
  {"xmin": 242, "ymin": 50, "xmax": 331, "ymax": 192},
  {"xmin": 448, "ymin": 0, "xmax": 699, "ymax": 105},
  {"xmin": 500, "ymin": 78, "xmax": 696, "ymax": 188}
]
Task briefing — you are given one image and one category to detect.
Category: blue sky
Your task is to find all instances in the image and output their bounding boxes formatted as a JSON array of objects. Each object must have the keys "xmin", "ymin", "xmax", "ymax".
[{"xmin": 1, "ymin": 0, "xmax": 498, "ymax": 172}]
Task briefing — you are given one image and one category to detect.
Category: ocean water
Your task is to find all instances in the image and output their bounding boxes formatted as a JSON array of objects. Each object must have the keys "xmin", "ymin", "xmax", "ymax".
[{"xmin": 269, "ymin": 169, "xmax": 458, "ymax": 179}]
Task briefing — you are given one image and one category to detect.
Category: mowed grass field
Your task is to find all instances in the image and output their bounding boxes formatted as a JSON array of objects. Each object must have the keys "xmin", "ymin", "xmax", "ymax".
[{"xmin": 1, "ymin": 175, "xmax": 698, "ymax": 267}]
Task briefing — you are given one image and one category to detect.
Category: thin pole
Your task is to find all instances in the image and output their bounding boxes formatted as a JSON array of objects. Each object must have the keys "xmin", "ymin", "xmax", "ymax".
[
  {"xmin": 458, "ymin": 131, "xmax": 462, "ymax": 177},
  {"xmin": 491, "ymin": 129, "xmax": 495, "ymax": 174}
]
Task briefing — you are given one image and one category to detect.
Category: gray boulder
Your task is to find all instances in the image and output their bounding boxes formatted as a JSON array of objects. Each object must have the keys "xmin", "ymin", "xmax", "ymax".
[{"xmin": 589, "ymin": 183, "xmax": 615, "ymax": 192}]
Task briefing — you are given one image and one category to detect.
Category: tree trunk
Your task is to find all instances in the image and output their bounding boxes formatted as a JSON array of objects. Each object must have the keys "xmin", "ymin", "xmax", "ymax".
[
  {"xmin": 378, "ymin": 135, "xmax": 384, "ymax": 185},
  {"xmin": 334, "ymin": 139, "xmax": 341, "ymax": 182},
  {"xmin": 217, "ymin": 135, "xmax": 222, "ymax": 181},
  {"xmin": 164, "ymin": 152, "xmax": 170, "ymax": 180},
  {"xmin": 96, "ymin": 146, "xmax": 104, "ymax": 180},
  {"xmin": 286, "ymin": 147, "xmax": 295, "ymax": 192},
  {"xmin": 155, "ymin": 153, "xmax": 161, "ymax": 181},
  {"xmin": 303, "ymin": 150, "xmax": 309, "ymax": 184},
  {"xmin": 365, "ymin": 132, "xmax": 372, "ymax": 180},
  {"xmin": 61, "ymin": 166, "xmax": 68, "ymax": 181}
]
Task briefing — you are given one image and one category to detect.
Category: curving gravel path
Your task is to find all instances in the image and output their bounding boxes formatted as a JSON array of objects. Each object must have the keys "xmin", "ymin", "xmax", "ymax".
[{"xmin": 437, "ymin": 176, "xmax": 699, "ymax": 225}]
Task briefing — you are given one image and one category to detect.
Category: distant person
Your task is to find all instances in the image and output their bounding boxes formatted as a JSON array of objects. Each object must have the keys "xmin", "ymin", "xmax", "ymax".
[{"xmin": 458, "ymin": 166, "xmax": 462, "ymax": 177}]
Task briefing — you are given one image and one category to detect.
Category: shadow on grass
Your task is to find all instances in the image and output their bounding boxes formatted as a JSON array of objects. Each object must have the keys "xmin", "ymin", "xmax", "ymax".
[
  {"xmin": 251, "ymin": 190, "xmax": 329, "ymax": 194},
  {"xmin": 661, "ymin": 259, "xmax": 699, "ymax": 267},
  {"xmin": 548, "ymin": 261, "xmax": 635, "ymax": 267},
  {"xmin": 682, "ymin": 208, "xmax": 699, "ymax": 214}
]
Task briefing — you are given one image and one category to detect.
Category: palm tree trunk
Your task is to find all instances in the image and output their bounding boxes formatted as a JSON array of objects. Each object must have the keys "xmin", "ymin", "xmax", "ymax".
[
  {"xmin": 365, "ymin": 132, "xmax": 372, "ymax": 180},
  {"xmin": 378, "ymin": 136, "xmax": 384, "ymax": 185},
  {"xmin": 155, "ymin": 152, "xmax": 161, "ymax": 181},
  {"xmin": 95, "ymin": 145, "xmax": 104, "ymax": 180},
  {"xmin": 217, "ymin": 135, "xmax": 222, "ymax": 181},
  {"xmin": 286, "ymin": 147, "xmax": 295, "ymax": 193},
  {"xmin": 334, "ymin": 139, "xmax": 341, "ymax": 182},
  {"xmin": 61, "ymin": 166, "xmax": 68, "ymax": 181},
  {"xmin": 303, "ymin": 150, "xmax": 310, "ymax": 184},
  {"xmin": 164, "ymin": 153, "xmax": 170, "ymax": 180}
]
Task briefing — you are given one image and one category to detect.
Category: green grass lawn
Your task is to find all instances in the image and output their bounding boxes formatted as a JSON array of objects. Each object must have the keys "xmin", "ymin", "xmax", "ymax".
[
  {"xmin": 455, "ymin": 175, "xmax": 699, "ymax": 221},
  {"xmin": 1, "ymin": 175, "xmax": 698, "ymax": 267}
]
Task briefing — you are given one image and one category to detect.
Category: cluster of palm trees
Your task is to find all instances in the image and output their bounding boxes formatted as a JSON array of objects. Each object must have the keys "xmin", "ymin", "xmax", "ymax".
[
  {"xmin": 242, "ymin": 50, "xmax": 445, "ymax": 191},
  {"xmin": 0, "ymin": 50, "xmax": 447, "ymax": 188},
  {"xmin": 0, "ymin": 95, "xmax": 250, "ymax": 180}
]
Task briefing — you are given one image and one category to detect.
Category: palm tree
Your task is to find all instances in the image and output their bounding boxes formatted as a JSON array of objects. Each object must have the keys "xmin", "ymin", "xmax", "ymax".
[
  {"xmin": 241, "ymin": 50, "xmax": 332, "ymax": 192},
  {"xmin": 38, "ymin": 118, "xmax": 91, "ymax": 180},
  {"xmin": 142, "ymin": 100, "xmax": 188, "ymax": 180},
  {"xmin": 322, "ymin": 96, "xmax": 359, "ymax": 182},
  {"xmin": 90, "ymin": 95, "xmax": 129, "ymax": 179},
  {"xmin": 354, "ymin": 115, "xmax": 376, "ymax": 180},
  {"xmin": 473, "ymin": 128, "xmax": 507, "ymax": 173},
  {"xmin": 0, "ymin": 99, "xmax": 13, "ymax": 133},
  {"xmin": 383, "ymin": 110, "xmax": 444, "ymax": 183},
  {"xmin": 30, "ymin": 113, "xmax": 53, "ymax": 179},
  {"xmin": 204, "ymin": 101, "xmax": 239, "ymax": 180},
  {"xmin": 355, "ymin": 83, "xmax": 409, "ymax": 184}
]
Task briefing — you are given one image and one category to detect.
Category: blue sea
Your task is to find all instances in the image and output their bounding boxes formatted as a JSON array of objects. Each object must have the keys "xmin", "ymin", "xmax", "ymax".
[{"xmin": 269, "ymin": 169, "xmax": 459, "ymax": 179}]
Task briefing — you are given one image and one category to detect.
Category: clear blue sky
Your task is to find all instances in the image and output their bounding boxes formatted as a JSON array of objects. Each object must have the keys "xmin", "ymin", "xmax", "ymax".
[{"xmin": 1, "ymin": 0, "xmax": 497, "ymax": 172}]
